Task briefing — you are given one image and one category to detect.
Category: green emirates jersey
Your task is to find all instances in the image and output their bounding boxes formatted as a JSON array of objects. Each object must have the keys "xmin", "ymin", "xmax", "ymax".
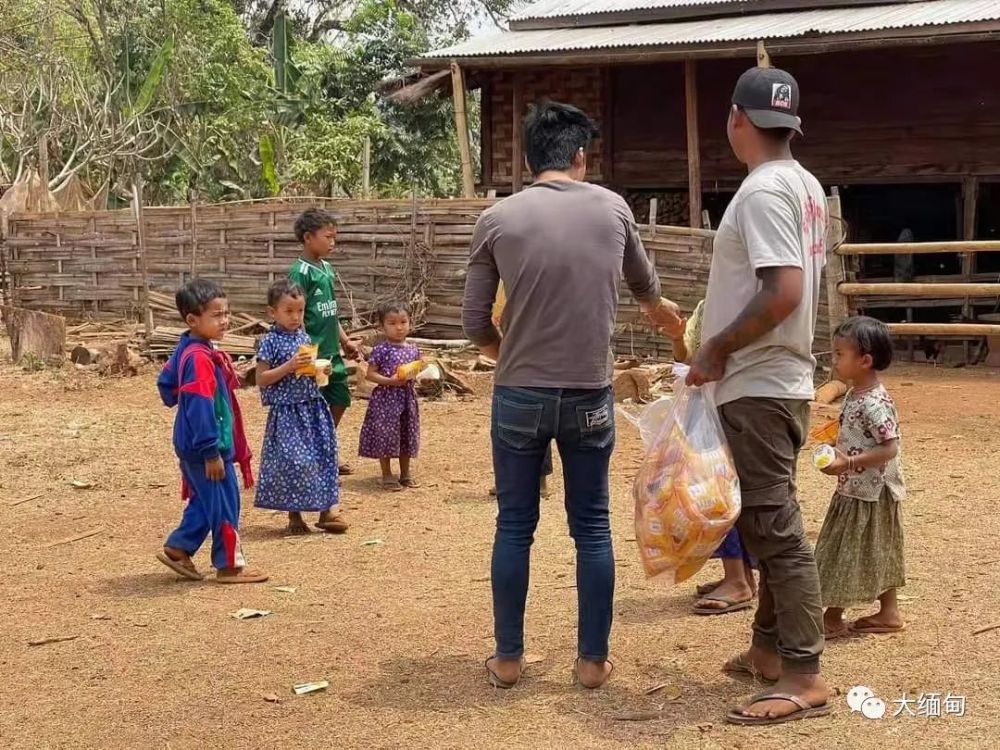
[{"xmin": 289, "ymin": 257, "xmax": 347, "ymax": 380}]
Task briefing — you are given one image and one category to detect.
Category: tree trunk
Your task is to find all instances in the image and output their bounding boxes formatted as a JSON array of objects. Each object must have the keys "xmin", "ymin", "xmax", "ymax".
[{"xmin": 2, "ymin": 306, "xmax": 65, "ymax": 364}]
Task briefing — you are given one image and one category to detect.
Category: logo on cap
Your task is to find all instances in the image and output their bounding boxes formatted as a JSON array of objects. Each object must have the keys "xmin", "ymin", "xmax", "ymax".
[{"xmin": 771, "ymin": 83, "xmax": 792, "ymax": 110}]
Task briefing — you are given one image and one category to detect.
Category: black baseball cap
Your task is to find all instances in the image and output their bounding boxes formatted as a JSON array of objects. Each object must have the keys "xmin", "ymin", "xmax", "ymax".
[{"xmin": 732, "ymin": 67, "xmax": 802, "ymax": 135}]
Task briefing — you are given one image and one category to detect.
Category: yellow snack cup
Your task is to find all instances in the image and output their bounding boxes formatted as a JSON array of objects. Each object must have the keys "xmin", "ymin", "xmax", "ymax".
[{"xmin": 395, "ymin": 359, "xmax": 426, "ymax": 381}]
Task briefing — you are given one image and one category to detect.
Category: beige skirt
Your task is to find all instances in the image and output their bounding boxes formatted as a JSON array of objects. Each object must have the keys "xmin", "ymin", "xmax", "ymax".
[{"xmin": 814, "ymin": 488, "xmax": 905, "ymax": 609}]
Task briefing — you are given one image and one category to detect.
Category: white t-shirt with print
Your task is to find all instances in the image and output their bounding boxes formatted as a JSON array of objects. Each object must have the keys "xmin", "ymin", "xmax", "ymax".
[{"xmin": 702, "ymin": 160, "xmax": 828, "ymax": 406}]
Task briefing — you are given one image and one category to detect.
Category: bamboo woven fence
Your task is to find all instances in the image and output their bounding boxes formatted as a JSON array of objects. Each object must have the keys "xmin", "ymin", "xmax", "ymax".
[{"xmin": 1, "ymin": 197, "xmax": 830, "ymax": 357}]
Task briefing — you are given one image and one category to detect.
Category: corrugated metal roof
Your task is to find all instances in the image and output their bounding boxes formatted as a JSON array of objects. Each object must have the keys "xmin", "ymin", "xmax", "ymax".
[
  {"xmin": 512, "ymin": 0, "xmax": 761, "ymax": 23},
  {"xmin": 426, "ymin": 0, "xmax": 1000, "ymax": 59}
]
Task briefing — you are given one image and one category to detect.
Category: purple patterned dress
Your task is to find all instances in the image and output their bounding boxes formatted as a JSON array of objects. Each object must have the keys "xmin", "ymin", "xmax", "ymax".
[{"xmin": 358, "ymin": 341, "xmax": 421, "ymax": 459}]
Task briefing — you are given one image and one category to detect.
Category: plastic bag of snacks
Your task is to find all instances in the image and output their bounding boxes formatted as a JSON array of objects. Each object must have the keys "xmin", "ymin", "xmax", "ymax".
[{"xmin": 632, "ymin": 364, "xmax": 741, "ymax": 584}]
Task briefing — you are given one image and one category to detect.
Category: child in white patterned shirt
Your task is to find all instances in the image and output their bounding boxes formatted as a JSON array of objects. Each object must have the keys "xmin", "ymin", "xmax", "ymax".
[{"xmin": 815, "ymin": 316, "xmax": 907, "ymax": 639}]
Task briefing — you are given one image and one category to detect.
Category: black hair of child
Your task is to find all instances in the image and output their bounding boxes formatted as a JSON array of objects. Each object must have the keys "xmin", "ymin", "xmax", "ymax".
[
  {"xmin": 294, "ymin": 207, "xmax": 338, "ymax": 243},
  {"xmin": 523, "ymin": 100, "xmax": 600, "ymax": 176},
  {"xmin": 267, "ymin": 278, "xmax": 305, "ymax": 308},
  {"xmin": 176, "ymin": 278, "xmax": 226, "ymax": 319},
  {"xmin": 834, "ymin": 315, "xmax": 894, "ymax": 371},
  {"xmin": 377, "ymin": 299, "xmax": 412, "ymax": 324}
]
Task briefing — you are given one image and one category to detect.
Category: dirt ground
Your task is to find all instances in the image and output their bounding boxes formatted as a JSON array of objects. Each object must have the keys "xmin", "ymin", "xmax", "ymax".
[{"xmin": 1, "ymin": 353, "xmax": 998, "ymax": 749}]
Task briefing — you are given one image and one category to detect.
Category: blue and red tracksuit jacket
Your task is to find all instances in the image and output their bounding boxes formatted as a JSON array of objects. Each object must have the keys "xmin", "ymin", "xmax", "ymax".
[{"xmin": 157, "ymin": 332, "xmax": 253, "ymax": 497}]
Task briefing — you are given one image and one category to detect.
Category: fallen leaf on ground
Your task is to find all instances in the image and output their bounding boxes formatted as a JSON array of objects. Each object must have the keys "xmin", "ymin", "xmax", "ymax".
[
  {"xmin": 232, "ymin": 608, "xmax": 272, "ymax": 620},
  {"xmin": 262, "ymin": 693, "xmax": 282, "ymax": 703},
  {"xmin": 91, "ymin": 613, "xmax": 112, "ymax": 621},
  {"xmin": 292, "ymin": 680, "xmax": 329, "ymax": 695},
  {"xmin": 524, "ymin": 653, "xmax": 546, "ymax": 665},
  {"xmin": 69, "ymin": 480, "xmax": 94, "ymax": 489},
  {"xmin": 644, "ymin": 683, "xmax": 682, "ymax": 700},
  {"xmin": 361, "ymin": 539, "xmax": 384, "ymax": 547},
  {"xmin": 274, "ymin": 586, "xmax": 297, "ymax": 594}
]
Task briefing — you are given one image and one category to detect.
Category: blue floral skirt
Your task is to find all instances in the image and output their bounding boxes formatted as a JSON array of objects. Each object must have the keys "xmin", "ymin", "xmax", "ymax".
[{"xmin": 255, "ymin": 400, "xmax": 339, "ymax": 512}]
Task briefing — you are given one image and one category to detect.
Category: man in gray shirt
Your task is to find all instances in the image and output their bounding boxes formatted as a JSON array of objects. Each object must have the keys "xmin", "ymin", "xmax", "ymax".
[
  {"xmin": 463, "ymin": 101, "xmax": 682, "ymax": 691},
  {"xmin": 687, "ymin": 67, "xmax": 831, "ymax": 725}
]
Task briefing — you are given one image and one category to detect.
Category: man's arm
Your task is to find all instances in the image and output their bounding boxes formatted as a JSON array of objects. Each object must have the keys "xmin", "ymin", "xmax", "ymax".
[
  {"xmin": 621, "ymin": 207, "xmax": 685, "ymax": 337},
  {"xmin": 687, "ymin": 266, "xmax": 803, "ymax": 386},
  {"xmin": 687, "ymin": 188, "xmax": 804, "ymax": 386},
  {"xmin": 462, "ymin": 213, "xmax": 502, "ymax": 359}
]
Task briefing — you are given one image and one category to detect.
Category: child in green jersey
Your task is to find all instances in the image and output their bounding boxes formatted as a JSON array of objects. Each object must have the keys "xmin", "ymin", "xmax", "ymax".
[{"xmin": 289, "ymin": 208, "xmax": 360, "ymax": 480}]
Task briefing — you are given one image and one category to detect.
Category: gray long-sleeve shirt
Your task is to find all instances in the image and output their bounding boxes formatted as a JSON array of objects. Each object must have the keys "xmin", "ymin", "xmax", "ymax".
[{"xmin": 462, "ymin": 179, "xmax": 661, "ymax": 389}]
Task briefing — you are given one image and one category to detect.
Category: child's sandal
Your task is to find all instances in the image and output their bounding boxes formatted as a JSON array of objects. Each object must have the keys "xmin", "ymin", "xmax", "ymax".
[
  {"xmin": 399, "ymin": 477, "xmax": 420, "ymax": 489},
  {"xmin": 382, "ymin": 479, "xmax": 404, "ymax": 492}
]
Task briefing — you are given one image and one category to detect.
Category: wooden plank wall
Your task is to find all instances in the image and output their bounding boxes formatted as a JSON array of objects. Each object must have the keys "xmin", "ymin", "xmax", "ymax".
[
  {"xmin": 483, "ymin": 42, "xmax": 1000, "ymax": 190},
  {"xmin": 4, "ymin": 198, "xmax": 752, "ymax": 356}
]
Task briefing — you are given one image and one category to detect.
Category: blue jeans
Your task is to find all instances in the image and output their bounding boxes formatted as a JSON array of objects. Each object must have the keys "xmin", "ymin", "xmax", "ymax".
[{"xmin": 491, "ymin": 386, "xmax": 616, "ymax": 661}]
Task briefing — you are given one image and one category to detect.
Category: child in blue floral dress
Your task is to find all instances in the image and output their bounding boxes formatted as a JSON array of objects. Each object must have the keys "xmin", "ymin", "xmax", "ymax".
[{"xmin": 254, "ymin": 280, "xmax": 348, "ymax": 535}]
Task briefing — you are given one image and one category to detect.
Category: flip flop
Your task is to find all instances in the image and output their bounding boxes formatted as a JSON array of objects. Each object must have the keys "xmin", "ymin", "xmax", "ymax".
[
  {"xmin": 573, "ymin": 658, "xmax": 615, "ymax": 689},
  {"xmin": 216, "ymin": 569, "xmax": 269, "ymax": 584},
  {"xmin": 156, "ymin": 552, "xmax": 204, "ymax": 581},
  {"xmin": 692, "ymin": 594, "xmax": 754, "ymax": 616},
  {"xmin": 316, "ymin": 517, "xmax": 350, "ymax": 534},
  {"xmin": 825, "ymin": 626, "xmax": 851, "ymax": 640},
  {"xmin": 485, "ymin": 656, "xmax": 524, "ymax": 689},
  {"xmin": 723, "ymin": 653, "xmax": 778, "ymax": 684},
  {"xmin": 339, "ymin": 463, "xmax": 355, "ymax": 476},
  {"xmin": 382, "ymin": 480, "xmax": 404, "ymax": 493},
  {"xmin": 850, "ymin": 621, "xmax": 906, "ymax": 635},
  {"xmin": 399, "ymin": 477, "xmax": 420, "ymax": 489},
  {"xmin": 726, "ymin": 692, "xmax": 831, "ymax": 726}
]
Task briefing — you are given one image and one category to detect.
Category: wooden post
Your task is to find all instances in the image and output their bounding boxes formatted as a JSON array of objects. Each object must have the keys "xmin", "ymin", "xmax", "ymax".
[
  {"xmin": 601, "ymin": 66, "xmax": 614, "ymax": 185},
  {"xmin": 189, "ymin": 192, "xmax": 199, "ymax": 279},
  {"xmin": 480, "ymin": 80, "xmax": 493, "ymax": 191},
  {"xmin": 757, "ymin": 41, "xmax": 771, "ymax": 68},
  {"xmin": 701, "ymin": 209, "xmax": 712, "ymax": 231},
  {"xmin": 512, "ymin": 74, "xmax": 524, "ymax": 193},
  {"xmin": 961, "ymin": 176, "xmax": 978, "ymax": 363},
  {"xmin": 825, "ymin": 192, "xmax": 849, "ymax": 348},
  {"xmin": 450, "ymin": 62, "xmax": 475, "ymax": 199},
  {"xmin": 362, "ymin": 136, "xmax": 372, "ymax": 199},
  {"xmin": 684, "ymin": 60, "xmax": 702, "ymax": 229},
  {"xmin": 132, "ymin": 179, "xmax": 154, "ymax": 336}
]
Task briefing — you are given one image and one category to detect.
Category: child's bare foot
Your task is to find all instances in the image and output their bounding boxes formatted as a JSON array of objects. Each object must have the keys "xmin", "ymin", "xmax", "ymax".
[
  {"xmin": 824, "ymin": 607, "xmax": 850, "ymax": 639},
  {"xmin": 216, "ymin": 567, "xmax": 269, "ymax": 584},
  {"xmin": 156, "ymin": 547, "xmax": 204, "ymax": 581},
  {"xmin": 287, "ymin": 512, "xmax": 311, "ymax": 535},
  {"xmin": 316, "ymin": 509, "xmax": 349, "ymax": 533},
  {"xmin": 851, "ymin": 612, "xmax": 905, "ymax": 633}
]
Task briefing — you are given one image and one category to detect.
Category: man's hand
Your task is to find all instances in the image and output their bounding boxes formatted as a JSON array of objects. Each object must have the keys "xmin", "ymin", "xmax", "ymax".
[
  {"xmin": 685, "ymin": 337, "xmax": 729, "ymax": 386},
  {"xmin": 205, "ymin": 456, "xmax": 225, "ymax": 482},
  {"xmin": 640, "ymin": 297, "xmax": 685, "ymax": 339}
]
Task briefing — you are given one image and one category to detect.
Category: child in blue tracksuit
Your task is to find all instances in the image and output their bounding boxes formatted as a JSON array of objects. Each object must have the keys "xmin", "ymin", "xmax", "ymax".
[{"xmin": 155, "ymin": 279, "xmax": 268, "ymax": 584}]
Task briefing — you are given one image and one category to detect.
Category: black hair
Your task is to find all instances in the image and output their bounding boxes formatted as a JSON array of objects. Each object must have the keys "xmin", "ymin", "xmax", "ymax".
[
  {"xmin": 834, "ymin": 316, "xmax": 894, "ymax": 371},
  {"xmin": 267, "ymin": 278, "xmax": 304, "ymax": 308},
  {"xmin": 377, "ymin": 299, "xmax": 411, "ymax": 324},
  {"xmin": 176, "ymin": 278, "xmax": 226, "ymax": 319},
  {"xmin": 294, "ymin": 207, "xmax": 338, "ymax": 243},
  {"xmin": 523, "ymin": 100, "xmax": 600, "ymax": 176}
]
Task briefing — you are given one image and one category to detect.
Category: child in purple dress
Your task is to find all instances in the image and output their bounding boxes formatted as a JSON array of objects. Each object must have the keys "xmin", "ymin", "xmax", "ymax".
[{"xmin": 359, "ymin": 301, "xmax": 421, "ymax": 491}]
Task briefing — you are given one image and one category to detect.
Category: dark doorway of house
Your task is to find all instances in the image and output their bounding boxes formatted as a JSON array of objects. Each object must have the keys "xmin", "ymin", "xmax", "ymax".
[{"xmin": 839, "ymin": 183, "xmax": 963, "ymax": 279}]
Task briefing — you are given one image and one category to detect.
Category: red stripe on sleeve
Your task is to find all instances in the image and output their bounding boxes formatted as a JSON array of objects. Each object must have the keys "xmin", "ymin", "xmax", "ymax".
[{"xmin": 179, "ymin": 350, "xmax": 217, "ymax": 400}]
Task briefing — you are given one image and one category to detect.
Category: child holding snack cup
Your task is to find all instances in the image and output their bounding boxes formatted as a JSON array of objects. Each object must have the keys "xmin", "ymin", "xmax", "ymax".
[{"xmin": 253, "ymin": 280, "xmax": 347, "ymax": 535}]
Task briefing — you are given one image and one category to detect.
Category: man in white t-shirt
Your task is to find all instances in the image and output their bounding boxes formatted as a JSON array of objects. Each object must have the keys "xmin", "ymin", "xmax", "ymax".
[{"xmin": 686, "ymin": 67, "xmax": 831, "ymax": 726}]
